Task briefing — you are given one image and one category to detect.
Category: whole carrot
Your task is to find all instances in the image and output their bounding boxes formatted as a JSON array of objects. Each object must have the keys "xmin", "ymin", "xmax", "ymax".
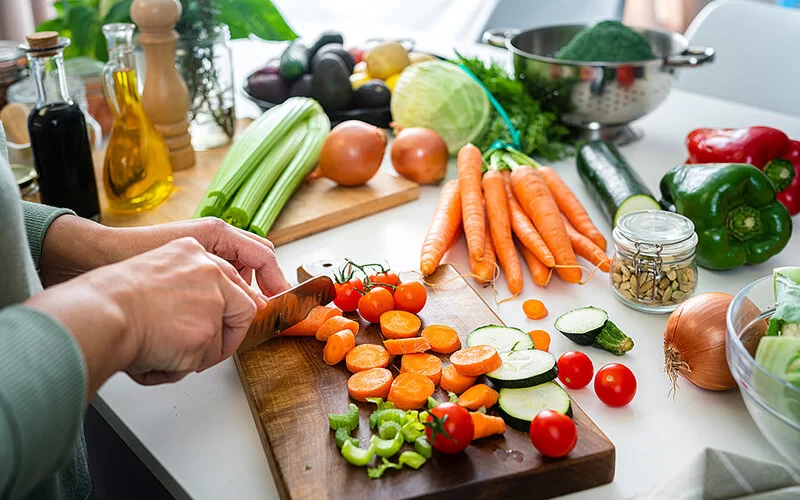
[
  {"xmin": 470, "ymin": 214, "xmax": 496, "ymax": 284},
  {"xmin": 503, "ymin": 171, "xmax": 555, "ymax": 268},
  {"xmin": 562, "ymin": 215, "xmax": 611, "ymax": 272},
  {"xmin": 420, "ymin": 179, "xmax": 461, "ymax": 276},
  {"xmin": 458, "ymin": 144, "xmax": 486, "ymax": 262},
  {"xmin": 518, "ymin": 242, "xmax": 551, "ymax": 287},
  {"xmin": 510, "ymin": 166, "xmax": 581, "ymax": 284},
  {"xmin": 538, "ymin": 166, "xmax": 607, "ymax": 251},
  {"xmin": 482, "ymin": 170, "xmax": 523, "ymax": 296}
]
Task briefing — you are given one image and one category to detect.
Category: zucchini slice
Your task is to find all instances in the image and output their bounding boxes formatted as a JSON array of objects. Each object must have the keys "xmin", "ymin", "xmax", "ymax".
[
  {"xmin": 467, "ymin": 325, "xmax": 533, "ymax": 353},
  {"xmin": 553, "ymin": 307, "xmax": 608, "ymax": 346},
  {"xmin": 576, "ymin": 140, "xmax": 660, "ymax": 227},
  {"xmin": 497, "ymin": 382, "xmax": 572, "ymax": 432},
  {"xmin": 486, "ymin": 349, "xmax": 558, "ymax": 388}
]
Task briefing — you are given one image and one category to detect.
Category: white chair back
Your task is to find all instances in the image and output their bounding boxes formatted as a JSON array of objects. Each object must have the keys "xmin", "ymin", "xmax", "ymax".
[{"xmin": 679, "ymin": 0, "xmax": 800, "ymax": 116}]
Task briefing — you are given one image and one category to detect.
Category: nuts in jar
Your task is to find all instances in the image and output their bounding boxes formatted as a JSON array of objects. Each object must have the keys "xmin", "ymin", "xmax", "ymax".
[{"xmin": 610, "ymin": 210, "xmax": 698, "ymax": 314}]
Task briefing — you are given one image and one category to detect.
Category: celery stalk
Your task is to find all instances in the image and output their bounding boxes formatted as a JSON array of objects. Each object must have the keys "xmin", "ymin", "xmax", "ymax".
[
  {"xmin": 193, "ymin": 97, "xmax": 320, "ymax": 217},
  {"xmin": 223, "ymin": 119, "xmax": 309, "ymax": 228},
  {"xmin": 249, "ymin": 111, "xmax": 330, "ymax": 237}
]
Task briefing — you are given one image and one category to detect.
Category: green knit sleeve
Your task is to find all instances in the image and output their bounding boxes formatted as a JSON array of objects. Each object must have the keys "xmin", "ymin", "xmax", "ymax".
[
  {"xmin": 0, "ymin": 305, "xmax": 87, "ymax": 499},
  {"xmin": 21, "ymin": 202, "xmax": 75, "ymax": 269}
]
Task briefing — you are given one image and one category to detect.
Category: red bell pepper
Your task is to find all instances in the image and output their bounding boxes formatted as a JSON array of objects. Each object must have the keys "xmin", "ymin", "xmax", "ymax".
[
  {"xmin": 777, "ymin": 140, "xmax": 800, "ymax": 215},
  {"xmin": 686, "ymin": 126, "xmax": 800, "ymax": 216}
]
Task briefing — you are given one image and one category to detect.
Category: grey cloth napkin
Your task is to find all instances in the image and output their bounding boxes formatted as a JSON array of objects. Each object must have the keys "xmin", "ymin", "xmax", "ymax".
[{"xmin": 636, "ymin": 448, "xmax": 800, "ymax": 500}]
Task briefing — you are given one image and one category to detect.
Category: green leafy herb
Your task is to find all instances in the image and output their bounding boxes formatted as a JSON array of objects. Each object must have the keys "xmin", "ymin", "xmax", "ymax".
[{"xmin": 453, "ymin": 54, "xmax": 573, "ymax": 161}]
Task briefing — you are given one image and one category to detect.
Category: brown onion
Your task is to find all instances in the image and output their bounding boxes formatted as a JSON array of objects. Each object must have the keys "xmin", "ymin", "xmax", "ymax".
[
  {"xmin": 390, "ymin": 127, "xmax": 449, "ymax": 185},
  {"xmin": 664, "ymin": 292, "xmax": 762, "ymax": 395},
  {"xmin": 319, "ymin": 120, "xmax": 387, "ymax": 186}
]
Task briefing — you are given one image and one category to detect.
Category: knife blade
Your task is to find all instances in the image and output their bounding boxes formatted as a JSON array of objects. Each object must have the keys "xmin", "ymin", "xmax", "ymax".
[{"xmin": 237, "ymin": 275, "xmax": 336, "ymax": 352}]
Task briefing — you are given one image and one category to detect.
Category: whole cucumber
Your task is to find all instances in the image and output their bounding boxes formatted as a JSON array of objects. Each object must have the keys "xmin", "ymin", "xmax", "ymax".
[
  {"xmin": 576, "ymin": 141, "xmax": 659, "ymax": 227},
  {"xmin": 279, "ymin": 40, "xmax": 309, "ymax": 80}
]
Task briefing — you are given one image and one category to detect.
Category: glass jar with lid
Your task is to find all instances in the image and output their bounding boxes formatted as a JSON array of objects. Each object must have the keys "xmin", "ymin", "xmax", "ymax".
[
  {"xmin": 610, "ymin": 210, "xmax": 699, "ymax": 314},
  {"xmin": 0, "ymin": 41, "xmax": 28, "ymax": 108}
]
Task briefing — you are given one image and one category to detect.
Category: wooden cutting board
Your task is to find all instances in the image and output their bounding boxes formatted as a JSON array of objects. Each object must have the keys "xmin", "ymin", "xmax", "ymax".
[
  {"xmin": 234, "ymin": 262, "xmax": 615, "ymax": 500},
  {"xmin": 94, "ymin": 120, "xmax": 419, "ymax": 246}
]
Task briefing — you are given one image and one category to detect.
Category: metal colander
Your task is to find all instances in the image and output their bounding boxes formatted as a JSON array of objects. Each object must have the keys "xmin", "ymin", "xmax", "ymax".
[{"xmin": 484, "ymin": 24, "xmax": 714, "ymax": 144}]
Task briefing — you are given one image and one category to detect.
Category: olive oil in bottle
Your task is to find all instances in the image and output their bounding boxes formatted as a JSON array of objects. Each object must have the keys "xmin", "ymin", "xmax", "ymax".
[{"xmin": 102, "ymin": 23, "xmax": 172, "ymax": 212}]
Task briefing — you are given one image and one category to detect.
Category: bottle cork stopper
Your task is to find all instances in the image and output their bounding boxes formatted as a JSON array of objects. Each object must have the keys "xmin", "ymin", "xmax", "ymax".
[{"xmin": 26, "ymin": 32, "xmax": 60, "ymax": 57}]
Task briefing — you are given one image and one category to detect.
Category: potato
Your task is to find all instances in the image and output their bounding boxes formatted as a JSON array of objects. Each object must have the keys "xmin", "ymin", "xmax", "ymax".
[{"xmin": 365, "ymin": 42, "xmax": 410, "ymax": 80}]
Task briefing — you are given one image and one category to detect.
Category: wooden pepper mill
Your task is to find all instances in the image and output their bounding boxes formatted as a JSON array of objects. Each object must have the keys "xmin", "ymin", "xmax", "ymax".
[{"xmin": 130, "ymin": 0, "xmax": 195, "ymax": 170}]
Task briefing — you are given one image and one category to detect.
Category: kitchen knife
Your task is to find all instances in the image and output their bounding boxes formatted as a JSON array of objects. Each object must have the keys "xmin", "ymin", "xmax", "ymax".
[{"xmin": 237, "ymin": 275, "xmax": 336, "ymax": 352}]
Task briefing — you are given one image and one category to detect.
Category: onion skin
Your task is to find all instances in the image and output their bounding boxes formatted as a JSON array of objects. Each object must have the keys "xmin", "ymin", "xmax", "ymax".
[
  {"xmin": 319, "ymin": 120, "xmax": 387, "ymax": 186},
  {"xmin": 664, "ymin": 292, "xmax": 761, "ymax": 393},
  {"xmin": 390, "ymin": 127, "xmax": 448, "ymax": 185}
]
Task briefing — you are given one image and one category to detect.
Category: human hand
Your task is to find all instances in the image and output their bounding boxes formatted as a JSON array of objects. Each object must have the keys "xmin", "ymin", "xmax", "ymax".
[
  {"xmin": 28, "ymin": 237, "xmax": 265, "ymax": 394},
  {"xmin": 40, "ymin": 217, "xmax": 291, "ymax": 296}
]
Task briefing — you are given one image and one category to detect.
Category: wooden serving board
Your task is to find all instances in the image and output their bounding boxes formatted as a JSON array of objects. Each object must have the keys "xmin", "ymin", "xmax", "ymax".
[
  {"xmin": 234, "ymin": 262, "xmax": 615, "ymax": 500},
  {"xmin": 94, "ymin": 120, "xmax": 419, "ymax": 246}
]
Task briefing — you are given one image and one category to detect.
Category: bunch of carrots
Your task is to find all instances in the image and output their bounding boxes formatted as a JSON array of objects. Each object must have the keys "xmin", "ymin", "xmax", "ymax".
[
  {"xmin": 278, "ymin": 302, "xmax": 505, "ymax": 441},
  {"xmin": 420, "ymin": 144, "xmax": 610, "ymax": 298}
]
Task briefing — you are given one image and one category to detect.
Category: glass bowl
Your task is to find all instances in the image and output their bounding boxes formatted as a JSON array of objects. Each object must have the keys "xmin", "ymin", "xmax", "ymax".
[{"xmin": 726, "ymin": 275, "xmax": 800, "ymax": 469}]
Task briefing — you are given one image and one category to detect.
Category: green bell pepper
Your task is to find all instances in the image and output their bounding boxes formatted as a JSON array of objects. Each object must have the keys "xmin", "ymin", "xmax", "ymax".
[{"xmin": 660, "ymin": 163, "xmax": 792, "ymax": 270}]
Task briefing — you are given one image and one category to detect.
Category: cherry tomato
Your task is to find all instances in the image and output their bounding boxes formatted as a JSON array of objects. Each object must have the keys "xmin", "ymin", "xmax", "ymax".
[
  {"xmin": 369, "ymin": 271, "xmax": 400, "ymax": 292},
  {"xmin": 424, "ymin": 402, "xmax": 474, "ymax": 454},
  {"xmin": 594, "ymin": 363, "xmax": 637, "ymax": 407},
  {"xmin": 529, "ymin": 410, "xmax": 577, "ymax": 458},
  {"xmin": 557, "ymin": 351, "xmax": 594, "ymax": 389},
  {"xmin": 393, "ymin": 281, "xmax": 427, "ymax": 314},
  {"xmin": 333, "ymin": 279, "xmax": 364, "ymax": 312},
  {"xmin": 357, "ymin": 287, "xmax": 394, "ymax": 323}
]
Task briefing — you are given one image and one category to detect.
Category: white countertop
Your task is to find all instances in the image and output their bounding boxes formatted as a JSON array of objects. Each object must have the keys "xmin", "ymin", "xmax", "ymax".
[{"xmin": 95, "ymin": 39, "xmax": 799, "ymax": 500}]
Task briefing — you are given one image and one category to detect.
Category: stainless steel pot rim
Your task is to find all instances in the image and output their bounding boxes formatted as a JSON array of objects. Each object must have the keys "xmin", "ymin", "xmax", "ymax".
[{"xmin": 494, "ymin": 24, "xmax": 690, "ymax": 67}]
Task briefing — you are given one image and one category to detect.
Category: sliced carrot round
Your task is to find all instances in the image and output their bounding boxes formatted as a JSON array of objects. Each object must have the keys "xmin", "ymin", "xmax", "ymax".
[
  {"xmin": 380, "ymin": 310, "xmax": 422, "ymax": 339},
  {"xmin": 457, "ymin": 383, "xmax": 499, "ymax": 410},
  {"xmin": 421, "ymin": 324, "xmax": 461, "ymax": 354},
  {"xmin": 449, "ymin": 345, "xmax": 502, "ymax": 377},
  {"xmin": 316, "ymin": 316, "xmax": 359, "ymax": 341},
  {"xmin": 528, "ymin": 329, "xmax": 551, "ymax": 352},
  {"xmin": 387, "ymin": 372, "xmax": 435, "ymax": 410},
  {"xmin": 522, "ymin": 299, "xmax": 548, "ymax": 320},
  {"xmin": 440, "ymin": 364, "xmax": 476, "ymax": 394},
  {"xmin": 400, "ymin": 353, "xmax": 443, "ymax": 385},
  {"xmin": 322, "ymin": 330, "xmax": 356, "ymax": 366},
  {"xmin": 279, "ymin": 306, "xmax": 341, "ymax": 337},
  {"xmin": 384, "ymin": 337, "xmax": 430, "ymax": 355},
  {"xmin": 348, "ymin": 368, "xmax": 393, "ymax": 402},
  {"xmin": 345, "ymin": 344, "xmax": 390, "ymax": 373}
]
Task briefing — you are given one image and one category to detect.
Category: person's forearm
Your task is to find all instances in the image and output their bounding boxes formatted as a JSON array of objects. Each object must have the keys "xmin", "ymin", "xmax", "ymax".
[
  {"xmin": 25, "ymin": 273, "xmax": 133, "ymax": 399},
  {"xmin": 38, "ymin": 214, "xmax": 114, "ymax": 287}
]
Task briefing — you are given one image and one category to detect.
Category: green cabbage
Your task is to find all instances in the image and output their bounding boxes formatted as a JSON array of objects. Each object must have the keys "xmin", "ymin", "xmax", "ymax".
[{"xmin": 390, "ymin": 60, "xmax": 491, "ymax": 155}]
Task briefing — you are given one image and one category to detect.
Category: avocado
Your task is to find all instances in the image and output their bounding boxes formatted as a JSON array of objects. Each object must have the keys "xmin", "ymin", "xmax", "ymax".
[
  {"xmin": 279, "ymin": 40, "xmax": 309, "ymax": 80},
  {"xmin": 311, "ymin": 53, "xmax": 353, "ymax": 111},
  {"xmin": 289, "ymin": 74, "xmax": 313, "ymax": 98},
  {"xmin": 353, "ymin": 80, "xmax": 391, "ymax": 109},
  {"xmin": 311, "ymin": 44, "xmax": 355, "ymax": 74},
  {"xmin": 307, "ymin": 30, "xmax": 344, "ymax": 62},
  {"xmin": 246, "ymin": 73, "xmax": 290, "ymax": 104}
]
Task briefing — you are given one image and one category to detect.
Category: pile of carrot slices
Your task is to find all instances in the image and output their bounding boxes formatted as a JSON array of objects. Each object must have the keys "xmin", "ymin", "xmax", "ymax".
[
  {"xmin": 419, "ymin": 143, "xmax": 611, "ymax": 296},
  {"xmin": 282, "ymin": 302, "xmax": 506, "ymax": 441}
]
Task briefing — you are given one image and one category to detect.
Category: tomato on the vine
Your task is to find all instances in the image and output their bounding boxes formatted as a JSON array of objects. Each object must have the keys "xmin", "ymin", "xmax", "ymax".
[
  {"xmin": 594, "ymin": 363, "xmax": 637, "ymax": 407},
  {"xmin": 369, "ymin": 271, "xmax": 400, "ymax": 292},
  {"xmin": 529, "ymin": 410, "xmax": 577, "ymax": 458},
  {"xmin": 333, "ymin": 278, "xmax": 365, "ymax": 312},
  {"xmin": 424, "ymin": 402, "xmax": 473, "ymax": 454},
  {"xmin": 357, "ymin": 287, "xmax": 394, "ymax": 323},
  {"xmin": 557, "ymin": 351, "xmax": 594, "ymax": 389},
  {"xmin": 393, "ymin": 281, "xmax": 427, "ymax": 314}
]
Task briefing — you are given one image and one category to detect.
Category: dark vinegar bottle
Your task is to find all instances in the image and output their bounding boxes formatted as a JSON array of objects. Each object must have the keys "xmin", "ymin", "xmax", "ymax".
[{"xmin": 23, "ymin": 32, "xmax": 100, "ymax": 220}]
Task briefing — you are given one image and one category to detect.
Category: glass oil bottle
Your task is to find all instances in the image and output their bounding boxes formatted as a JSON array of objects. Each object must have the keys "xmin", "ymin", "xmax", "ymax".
[{"xmin": 102, "ymin": 23, "xmax": 172, "ymax": 212}]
